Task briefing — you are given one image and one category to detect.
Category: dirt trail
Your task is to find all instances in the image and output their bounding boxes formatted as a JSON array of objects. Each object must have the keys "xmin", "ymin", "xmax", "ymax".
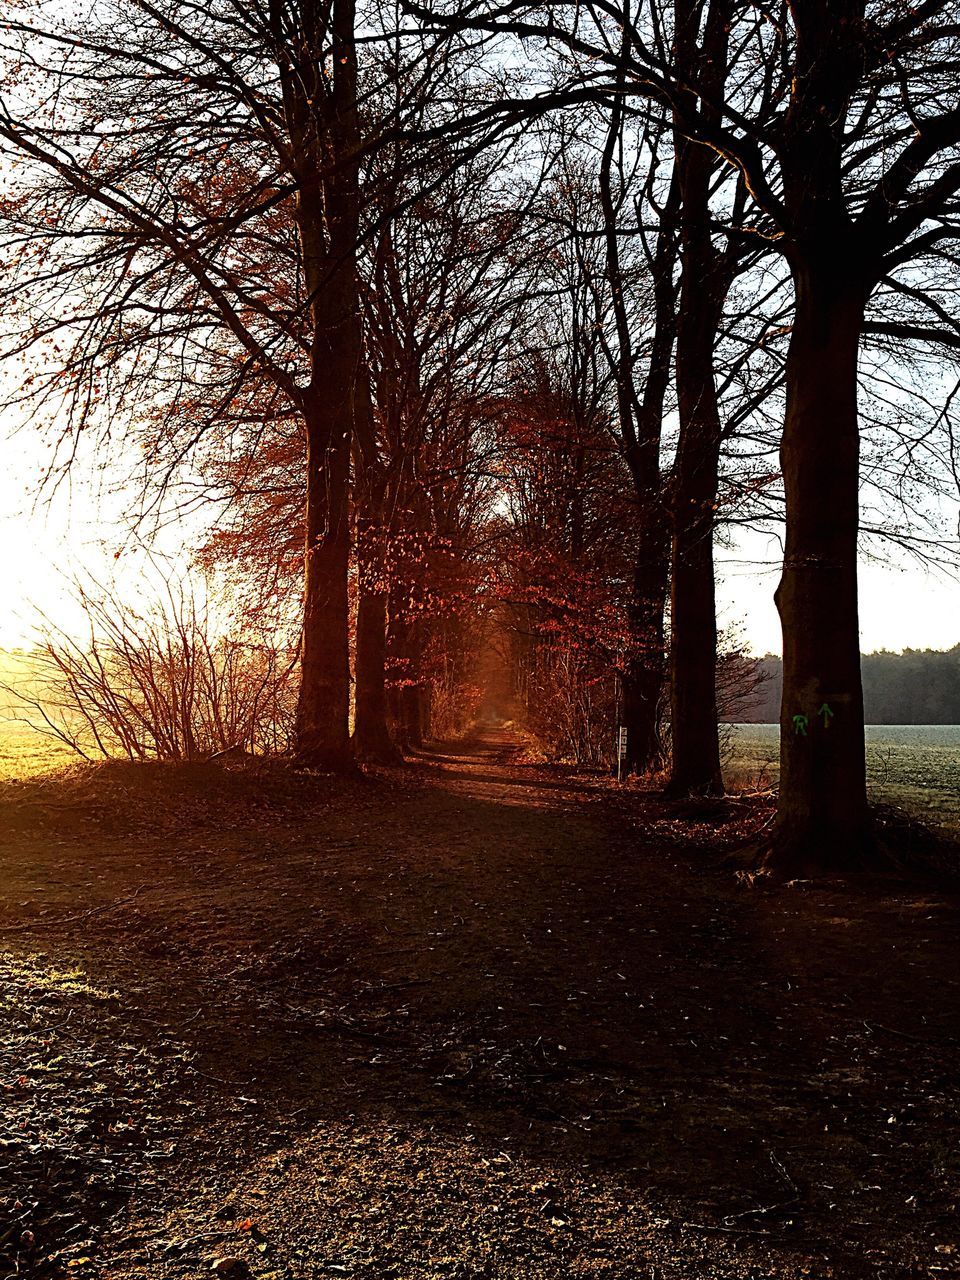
[{"xmin": 1, "ymin": 729, "xmax": 959, "ymax": 1278}]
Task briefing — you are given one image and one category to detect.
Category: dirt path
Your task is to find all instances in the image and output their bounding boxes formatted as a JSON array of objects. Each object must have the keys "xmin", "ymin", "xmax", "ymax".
[{"xmin": 1, "ymin": 730, "xmax": 959, "ymax": 1278}]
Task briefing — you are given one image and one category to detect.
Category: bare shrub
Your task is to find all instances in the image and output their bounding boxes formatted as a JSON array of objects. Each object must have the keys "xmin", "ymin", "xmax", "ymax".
[
  {"xmin": 428, "ymin": 673, "xmax": 482, "ymax": 741},
  {"xmin": 520, "ymin": 645, "xmax": 617, "ymax": 768},
  {"xmin": 4, "ymin": 575, "xmax": 297, "ymax": 762}
]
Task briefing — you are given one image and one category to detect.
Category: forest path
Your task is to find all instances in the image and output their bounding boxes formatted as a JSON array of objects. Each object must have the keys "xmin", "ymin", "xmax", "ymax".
[{"xmin": 1, "ymin": 729, "xmax": 959, "ymax": 1278}]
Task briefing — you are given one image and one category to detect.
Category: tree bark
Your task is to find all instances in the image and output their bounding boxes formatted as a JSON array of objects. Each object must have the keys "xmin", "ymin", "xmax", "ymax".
[
  {"xmin": 599, "ymin": 128, "xmax": 675, "ymax": 774},
  {"xmin": 760, "ymin": 0, "xmax": 872, "ymax": 871},
  {"xmin": 386, "ymin": 589, "xmax": 414, "ymax": 752},
  {"xmin": 621, "ymin": 530, "xmax": 668, "ymax": 773},
  {"xmin": 666, "ymin": 312, "xmax": 724, "ymax": 797},
  {"xmin": 658, "ymin": 0, "xmax": 736, "ymax": 798},
  {"xmin": 662, "ymin": 10, "xmax": 731, "ymax": 797},
  {"xmin": 286, "ymin": 0, "xmax": 363, "ymax": 769},
  {"xmin": 766, "ymin": 264, "xmax": 869, "ymax": 872},
  {"xmin": 400, "ymin": 619, "xmax": 427, "ymax": 748},
  {"xmin": 351, "ymin": 341, "xmax": 401, "ymax": 763},
  {"xmin": 387, "ymin": 682, "xmax": 409, "ymax": 752},
  {"xmin": 353, "ymin": 534, "xmax": 402, "ymax": 763},
  {"xmin": 403, "ymin": 682, "xmax": 427, "ymax": 747},
  {"xmin": 296, "ymin": 387, "xmax": 353, "ymax": 767}
]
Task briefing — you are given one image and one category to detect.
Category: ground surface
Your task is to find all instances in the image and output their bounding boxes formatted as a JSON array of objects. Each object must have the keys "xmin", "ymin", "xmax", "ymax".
[{"xmin": 1, "ymin": 730, "xmax": 959, "ymax": 1279}]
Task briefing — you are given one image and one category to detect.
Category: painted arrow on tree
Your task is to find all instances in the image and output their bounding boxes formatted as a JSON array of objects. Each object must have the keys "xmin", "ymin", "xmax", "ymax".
[{"xmin": 818, "ymin": 703, "xmax": 834, "ymax": 728}]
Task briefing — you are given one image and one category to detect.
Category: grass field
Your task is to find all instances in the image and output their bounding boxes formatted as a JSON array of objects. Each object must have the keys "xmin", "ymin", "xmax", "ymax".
[
  {"xmin": 0, "ymin": 717, "xmax": 74, "ymax": 780},
  {"xmin": 0, "ymin": 650, "xmax": 74, "ymax": 779},
  {"xmin": 727, "ymin": 723, "xmax": 960, "ymax": 832}
]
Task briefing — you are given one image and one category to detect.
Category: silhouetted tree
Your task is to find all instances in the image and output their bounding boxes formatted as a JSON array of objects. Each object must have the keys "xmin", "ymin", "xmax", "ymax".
[{"xmin": 409, "ymin": 0, "xmax": 960, "ymax": 871}]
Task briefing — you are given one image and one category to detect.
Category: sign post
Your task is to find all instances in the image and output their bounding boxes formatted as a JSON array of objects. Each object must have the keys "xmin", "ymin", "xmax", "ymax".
[{"xmin": 617, "ymin": 725, "xmax": 628, "ymax": 783}]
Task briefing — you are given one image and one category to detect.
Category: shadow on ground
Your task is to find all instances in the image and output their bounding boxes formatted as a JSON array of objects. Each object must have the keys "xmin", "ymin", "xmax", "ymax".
[{"xmin": 1, "ymin": 730, "xmax": 958, "ymax": 1278}]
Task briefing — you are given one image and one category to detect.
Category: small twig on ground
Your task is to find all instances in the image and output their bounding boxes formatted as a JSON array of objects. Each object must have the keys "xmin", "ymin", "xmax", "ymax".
[
  {"xmin": 767, "ymin": 1149, "xmax": 801, "ymax": 1196},
  {"xmin": 863, "ymin": 1019, "xmax": 959, "ymax": 1048},
  {"xmin": 0, "ymin": 886, "xmax": 146, "ymax": 934},
  {"xmin": 361, "ymin": 978, "xmax": 433, "ymax": 993},
  {"xmin": 682, "ymin": 1221, "xmax": 777, "ymax": 1237},
  {"xmin": 721, "ymin": 1197, "xmax": 800, "ymax": 1226}
]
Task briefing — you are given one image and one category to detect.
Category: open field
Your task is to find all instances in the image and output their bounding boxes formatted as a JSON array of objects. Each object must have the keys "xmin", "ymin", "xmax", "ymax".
[
  {"xmin": 0, "ymin": 719, "xmax": 73, "ymax": 781},
  {"xmin": 0, "ymin": 652, "xmax": 74, "ymax": 780},
  {"xmin": 727, "ymin": 724, "xmax": 960, "ymax": 833}
]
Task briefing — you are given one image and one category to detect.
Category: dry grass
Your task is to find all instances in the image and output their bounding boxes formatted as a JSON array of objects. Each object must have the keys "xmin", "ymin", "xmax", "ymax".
[
  {"xmin": 0, "ymin": 750, "xmax": 366, "ymax": 847},
  {"xmin": 0, "ymin": 719, "xmax": 73, "ymax": 781},
  {"xmin": 726, "ymin": 724, "xmax": 960, "ymax": 834}
]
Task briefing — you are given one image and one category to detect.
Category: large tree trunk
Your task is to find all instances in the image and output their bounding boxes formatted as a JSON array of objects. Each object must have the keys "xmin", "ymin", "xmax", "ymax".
[
  {"xmin": 621, "ymin": 529, "xmax": 668, "ymax": 773},
  {"xmin": 351, "ymin": 364, "xmax": 400, "ymax": 763},
  {"xmin": 599, "ymin": 77, "xmax": 676, "ymax": 779},
  {"xmin": 766, "ymin": 265, "xmax": 868, "ymax": 873},
  {"xmin": 353, "ymin": 551, "xmax": 401, "ymax": 763},
  {"xmin": 661, "ymin": 0, "xmax": 733, "ymax": 798},
  {"xmin": 296, "ymin": 388, "xmax": 353, "ymax": 767},
  {"xmin": 665, "ymin": 339, "xmax": 724, "ymax": 797},
  {"xmin": 756, "ymin": 0, "xmax": 872, "ymax": 872},
  {"xmin": 620, "ymin": 266, "xmax": 674, "ymax": 776},
  {"xmin": 289, "ymin": 0, "xmax": 363, "ymax": 768}
]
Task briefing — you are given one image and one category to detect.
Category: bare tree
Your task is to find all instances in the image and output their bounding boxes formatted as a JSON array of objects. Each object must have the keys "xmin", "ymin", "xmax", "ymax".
[
  {"xmin": 408, "ymin": 0, "xmax": 960, "ymax": 871},
  {"xmin": 0, "ymin": 0, "xmax": 474, "ymax": 767}
]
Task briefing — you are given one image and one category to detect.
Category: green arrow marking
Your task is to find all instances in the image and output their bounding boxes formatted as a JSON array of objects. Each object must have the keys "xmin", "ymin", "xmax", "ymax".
[
  {"xmin": 792, "ymin": 713, "xmax": 808, "ymax": 736},
  {"xmin": 818, "ymin": 703, "xmax": 834, "ymax": 728}
]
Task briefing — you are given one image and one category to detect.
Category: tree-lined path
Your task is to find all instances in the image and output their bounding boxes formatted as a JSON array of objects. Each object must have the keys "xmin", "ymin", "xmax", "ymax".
[{"xmin": 1, "ymin": 738, "xmax": 958, "ymax": 1278}]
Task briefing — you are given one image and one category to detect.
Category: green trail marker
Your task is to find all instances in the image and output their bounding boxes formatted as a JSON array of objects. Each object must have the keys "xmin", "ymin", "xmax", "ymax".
[
  {"xmin": 818, "ymin": 703, "xmax": 834, "ymax": 728},
  {"xmin": 792, "ymin": 713, "xmax": 808, "ymax": 736}
]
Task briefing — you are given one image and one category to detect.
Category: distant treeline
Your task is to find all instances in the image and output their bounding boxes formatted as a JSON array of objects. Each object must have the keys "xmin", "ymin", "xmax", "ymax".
[{"xmin": 736, "ymin": 646, "xmax": 960, "ymax": 725}]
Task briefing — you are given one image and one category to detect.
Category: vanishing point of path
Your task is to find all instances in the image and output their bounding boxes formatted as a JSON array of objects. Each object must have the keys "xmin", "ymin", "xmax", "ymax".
[{"xmin": 1, "ymin": 729, "xmax": 959, "ymax": 1278}]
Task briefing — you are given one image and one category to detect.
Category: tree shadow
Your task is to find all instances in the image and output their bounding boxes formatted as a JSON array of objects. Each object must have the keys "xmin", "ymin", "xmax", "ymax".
[{"xmin": 7, "ymin": 758, "xmax": 960, "ymax": 1275}]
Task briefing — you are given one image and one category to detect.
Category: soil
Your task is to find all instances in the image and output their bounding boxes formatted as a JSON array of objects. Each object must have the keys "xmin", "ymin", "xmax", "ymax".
[{"xmin": 0, "ymin": 729, "xmax": 958, "ymax": 1279}]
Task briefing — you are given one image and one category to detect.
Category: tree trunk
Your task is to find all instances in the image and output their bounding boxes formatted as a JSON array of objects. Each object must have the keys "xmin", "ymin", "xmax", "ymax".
[
  {"xmin": 351, "ymin": 366, "xmax": 400, "ymax": 763},
  {"xmin": 621, "ymin": 528, "xmax": 668, "ymax": 773},
  {"xmin": 397, "ymin": 686, "xmax": 419, "ymax": 748},
  {"xmin": 401, "ymin": 621, "xmax": 426, "ymax": 748},
  {"xmin": 621, "ymin": 656, "xmax": 663, "ymax": 774},
  {"xmin": 599, "ymin": 79, "xmax": 676, "ymax": 780},
  {"xmin": 665, "ymin": 393, "xmax": 724, "ymax": 797},
  {"xmin": 423, "ymin": 680, "xmax": 434, "ymax": 740},
  {"xmin": 353, "ymin": 566, "xmax": 401, "ymax": 763},
  {"xmin": 296, "ymin": 389, "xmax": 353, "ymax": 767},
  {"xmin": 664, "ymin": 189, "xmax": 725, "ymax": 796},
  {"xmin": 661, "ymin": 0, "xmax": 733, "ymax": 799},
  {"xmin": 386, "ymin": 591, "xmax": 413, "ymax": 752},
  {"xmin": 766, "ymin": 265, "xmax": 869, "ymax": 873},
  {"xmin": 387, "ymin": 682, "xmax": 409, "ymax": 752},
  {"xmin": 289, "ymin": 0, "xmax": 363, "ymax": 769}
]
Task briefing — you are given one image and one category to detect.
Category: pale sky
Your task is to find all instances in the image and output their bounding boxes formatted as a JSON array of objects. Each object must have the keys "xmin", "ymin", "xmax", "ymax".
[
  {"xmin": 0, "ymin": 417, "xmax": 204, "ymax": 648},
  {"xmin": 716, "ymin": 528, "xmax": 960, "ymax": 656},
  {"xmin": 1, "ymin": 421, "xmax": 959, "ymax": 656}
]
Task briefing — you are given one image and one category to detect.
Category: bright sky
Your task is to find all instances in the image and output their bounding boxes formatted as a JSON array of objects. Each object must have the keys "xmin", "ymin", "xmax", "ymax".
[
  {"xmin": 0, "ymin": 415, "xmax": 201, "ymax": 649},
  {"xmin": 1, "ymin": 420, "xmax": 959, "ymax": 656},
  {"xmin": 716, "ymin": 528, "xmax": 960, "ymax": 656}
]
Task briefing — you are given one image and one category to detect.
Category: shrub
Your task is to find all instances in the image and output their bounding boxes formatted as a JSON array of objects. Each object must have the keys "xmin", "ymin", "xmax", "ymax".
[{"xmin": 4, "ymin": 575, "xmax": 297, "ymax": 761}]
